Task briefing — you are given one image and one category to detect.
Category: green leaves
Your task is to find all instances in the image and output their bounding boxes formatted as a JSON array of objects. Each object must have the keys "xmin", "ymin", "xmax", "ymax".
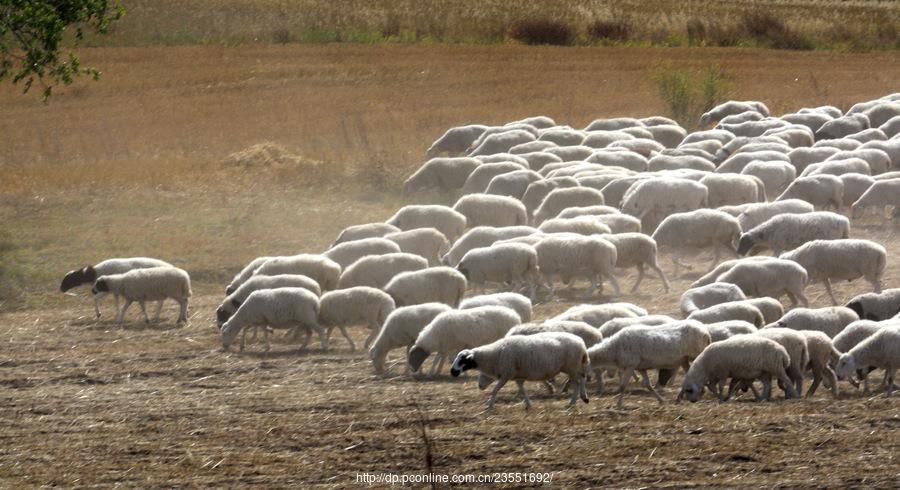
[{"xmin": 0, "ymin": 0, "xmax": 124, "ymax": 100}]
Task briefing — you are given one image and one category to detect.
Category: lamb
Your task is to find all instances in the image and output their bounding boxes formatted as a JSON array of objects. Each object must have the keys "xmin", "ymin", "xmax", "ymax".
[
  {"xmin": 425, "ymin": 126, "xmax": 489, "ymax": 158},
  {"xmin": 225, "ymin": 256, "xmax": 273, "ymax": 295},
  {"xmin": 746, "ymin": 297, "xmax": 785, "ymax": 325},
  {"xmin": 385, "ymin": 228, "xmax": 450, "ymax": 266},
  {"xmin": 587, "ymin": 321, "xmax": 711, "ymax": 407},
  {"xmin": 651, "ymin": 209, "xmax": 741, "ymax": 276},
  {"xmin": 368, "ymin": 303, "xmax": 453, "ymax": 374},
  {"xmin": 553, "ymin": 303, "xmax": 648, "ymax": 329},
  {"xmin": 322, "ymin": 237, "xmax": 401, "ymax": 269},
  {"xmin": 91, "ymin": 266, "xmax": 191, "ymax": 326},
  {"xmin": 703, "ymin": 320, "xmax": 759, "ymax": 343},
  {"xmin": 384, "ymin": 266, "xmax": 467, "ymax": 307},
  {"xmin": 507, "ymin": 320, "xmax": 603, "ymax": 348},
  {"xmin": 798, "ymin": 330, "xmax": 841, "ymax": 398},
  {"xmin": 689, "ymin": 256, "xmax": 773, "ymax": 288},
  {"xmin": 845, "ymin": 289, "xmax": 900, "ymax": 321},
  {"xmin": 679, "ymin": 282, "xmax": 748, "ymax": 316},
  {"xmin": 440, "ymin": 225, "xmax": 539, "ymax": 266},
  {"xmin": 452, "ymin": 194, "xmax": 528, "ymax": 228},
  {"xmin": 461, "ymin": 162, "xmax": 528, "ymax": 195},
  {"xmin": 679, "ymin": 335, "xmax": 795, "ymax": 402},
  {"xmin": 538, "ymin": 217, "xmax": 612, "ymax": 235},
  {"xmin": 756, "ymin": 327, "xmax": 810, "ymax": 395},
  {"xmin": 253, "ymin": 254, "xmax": 342, "ymax": 291},
  {"xmin": 715, "ymin": 258, "xmax": 810, "ymax": 307},
  {"xmin": 815, "ymin": 113, "xmax": 869, "ymax": 140},
  {"xmin": 741, "ymin": 160, "xmax": 797, "ymax": 200},
  {"xmin": 687, "ymin": 301, "xmax": 765, "ymax": 328},
  {"xmin": 484, "ymin": 169, "xmax": 543, "ymax": 199},
  {"xmin": 216, "ymin": 274, "xmax": 321, "ymax": 327},
  {"xmin": 737, "ymin": 199, "xmax": 815, "ymax": 231},
  {"xmin": 533, "ymin": 187, "xmax": 606, "ymax": 225},
  {"xmin": 600, "ymin": 233, "xmax": 670, "ymax": 293},
  {"xmin": 386, "ymin": 205, "xmax": 467, "ymax": 242},
  {"xmin": 337, "ymin": 253, "xmax": 428, "ymax": 289},
  {"xmin": 220, "ymin": 287, "xmax": 323, "ymax": 352},
  {"xmin": 779, "ymin": 239, "xmax": 886, "ymax": 305},
  {"xmin": 450, "ymin": 332, "xmax": 590, "ymax": 408},
  {"xmin": 700, "ymin": 174, "xmax": 763, "ymax": 207},
  {"xmin": 319, "ymin": 287, "xmax": 395, "ymax": 351},
  {"xmin": 621, "ymin": 177, "xmax": 709, "ymax": 232},
  {"xmin": 776, "ymin": 174, "xmax": 844, "ymax": 210},
  {"xmin": 534, "ymin": 234, "xmax": 620, "ymax": 297},
  {"xmin": 331, "ymin": 222, "xmax": 401, "ymax": 247},
  {"xmin": 402, "ymin": 157, "xmax": 482, "ymax": 194},
  {"xmin": 766, "ymin": 307, "xmax": 859, "ymax": 338},
  {"xmin": 736, "ymin": 211, "xmax": 850, "ymax": 257},
  {"xmin": 456, "ymin": 243, "xmax": 538, "ymax": 298},
  {"xmin": 61, "ymin": 257, "xmax": 174, "ymax": 319},
  {"xmin": 835, "ymin": 326, "xmax": 900, "ymax": 397},
  {"xmin": 850, "ymin": 178, "xmax": 900, "ymax": 220},
  {"xmin": 407, "ymin": 306, "xmax": 521, "ymax": 376}
]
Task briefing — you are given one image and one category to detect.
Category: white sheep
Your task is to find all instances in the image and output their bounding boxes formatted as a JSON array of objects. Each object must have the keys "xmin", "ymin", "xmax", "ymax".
[
  {"xmin": 788, "ymin": 147, "xmax": 841, "ymax": 174},
  {"xmin": 835, "ymin": 326, "xmax": 900, "ymax": 397},
  {"xmin": 832, "ymin": 320, "xmax": 895, "ymax": 393},
  {"xmin": 621, "ymin": 177, "xmax": 709, "ymax": 232},
  {"xmin": 736, "ymin": 211, "xmax": 850, "ymax": 257},
  {"xmin": 507, "ymin": 321, "xmax": 603, "ymax": 348},
  {"xmin": 598, "ymin": 315, "xmax": 675, "ymax": 339},
  {"xmin": 780, "ymin": 239, "xmax": 886, "ymax": 305},
  {"xmin": 220, "ymin": 287, "xmax": 322, "ymax": 352},
  {"xmin": 679, "ymin": 282, "xmax": 747, "ymax": 316},
  {"xmin": 845, "ymin": 289, "xmax": 900, "ymax": 321},
  {"xmin": 469, "ymin": 129, "xmax": 536, "ymax": 156},
  {"xmin": 386, "ymin": 205, "xmax": 467, "ymax": 243},
  {"xmin": 452, "ymin": 193, "xmax": 528, "ymax": 228},
  {"xmin": 368, "ymin": 303, "xmax": 453, "ymax": 374},
  {"xmin": 533, "ymin": 187, "xmax": 606, "ymax": 225},
  {"xmin": 331, "ymin": 222, "xmax": 401, "ymax": 247},
  {"xmin": 553, "ymin": 303, "xmax": 648, "ymax": 329},
  {"xmin": 539, "ymin": 128, "xmax": 586, "ymax": 146},
  {"xmin": 407, "ymin": 306, "xmax": 521, "ymax": 376},
  {"xmin": 459, "ymin": 292, "xmax": 533, "ymax": 323},
  {"xmin": 699, "ymin": 101, "xmax": 770, "ymax": 128},
  {"xmin": 741, "ymin": 160, "xmax": 797, "ymax": 200},
  {"xmin": 216, "ymin": 274, "xmax": 321, "ymax": 328},
  {"xmin": 520, "ymin": 177, "xmax": 580, "ymax": 217},
  {"xmin": 689, "ymin": 256, "xmax": 772, "ymax": 288},
  {"xmin": 450, "ymin": 332, "xmax": 590, "ymax": 408},
  {"xmin": 461, "ymin": 161, "xmax": 528, "ymax": 194},
  {"xmin": 510, "ymin": 141, "xmax": 558, "ymax": 154},
  {"xmin": 509, "ymin": 115, "xmax": 556, "ymax": 128},
  {"xmin": 323, "ymin": 237, "xmax": 401, "ymax": 269},
  {"xmin": 534, "ymin": 234, "xmax": 620, "ymax": 298},
  {"xmin": 839, "ymin": 173, "xmax": 875, "ymax": 209},
  {"xmin": 385, "ymin": 228, "xmax": 450, "ymax": 267},
  {"xmin": 92, "ymin": 266, "xmax": 191, "ymax": 326},
  {"xmin": 756, "ymin": 327, "xmax": 809, "ymax": 395},
  {"xmin": 585, "ymin": 150, "xmax": 649, "ymax": 172},
  {"xmin": 456, "ymin": 243, "xmax": 538, "ymax": 298},
  {"xmin": 584, "ymin": 117, "xmax": 644, "ymax": 131},
  {"xmin": 687, "ymin": 301, "xmax": 765, "ymax": 328},
  {"xmin": 859, "ymin": 140, "xmax": 900, "ymax": 167},
  {"xmin": 426, "ymin": 126, "xmax": 489, "ymax": 158},
  {"xmin": 225, "ymin": 256, "xmax": 273, "ymax": 295},
  {"xmin": 253, "ymin": 254, "xmax": 342, "ymax": 291},
  {"xmin": 766, "ymin": 307, "xmax": 859, "ymax": 338},
  {"xmin": 384, "ymin": 266, "xmax": 467, "ymax": 308},
  {"xmin": 475, "ymin": 152, "xmax": 531, "ymax": 166},
  {"xmin": 826, "ymin": 149, "xmax": 891, "ymax": 175},
  {"xmin": 737, "ymin": 199, "xmax": 815, "ymax": 231},
  {"xmin": 538, "ymin": 217, "xmax": 612, "ymax": 235},
  {"xmin": 815, "ymin": 113, "xmax": 869, "ymax": 140},
  {"xmin": 717, "ymin": 150, "xmax": 790, "ymax": 174},
  {"xmin": 776, "ymin": 174, "xmax": 844, "ymax": 210},
  {"xmin": 700, "ymin": 174, "xmax": 763, "ymax": 208},
  {"xmin": 601, "ymin": 233, "xmax": 669, "ymax": 293},
  {"xmin": 337, "ymin": 252, "xmax": 428, "ymax": 289},
  {"xmin": 798, "ymin": 330, "xmax": 841, "ymax": 398},
  {"xmin": 647, "ymin": 154, "xmax": 716, "ymax": 173},
  {"xmin": 403, "ymin": 157, "xmax": 482, "ymax": 194},
  {"xmin": 441, "ymin": 225, "xmax": 538, "ymax": 266},
  {"xmin": 484, "ymin": 169, "xmax": 543, "ymax": 199},
  {"xmin": 801, "ymin": 157, "xmax": 871, "ymax": 178},
  {"xmin": 319, "ymin": 287, "xmax": 395, "ymax": 351},
  {"xmin": 554, "ymin": 205, "xmax": 621, "ymax": 220},
  {"xmin": 850, "ymin": 178, "xmax": 900, "ymax": 221},
  {"xmin": 746, "ymin": 297, "xmax": 785, "ymax": 325},
  {"xmin": 61, "ymin": 257, "xmax": 173, "ymax": 319},
  {"xmin": 651, "ymin": 209, "xmax": 741, "ymax": 276},
  {"xmin": 703, "ymin": 320, "xmax": 759, "ymax": 343},
  {"xmin": 715, "ymin": 257, "xmax": 810, "ymax": 307},
  {"xmin": 517, "ymin": 152, "xmax": 564, "ymax": 172}
]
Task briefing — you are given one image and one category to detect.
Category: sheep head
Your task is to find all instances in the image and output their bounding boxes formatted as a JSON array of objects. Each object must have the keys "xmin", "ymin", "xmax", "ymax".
[
  {"xmin": 450, "ymin": 349, "xmax": 477, "ymax": 377},
  {"xmin": 60, "ymin": 265, "xmax": 95, "ymax": 292}
]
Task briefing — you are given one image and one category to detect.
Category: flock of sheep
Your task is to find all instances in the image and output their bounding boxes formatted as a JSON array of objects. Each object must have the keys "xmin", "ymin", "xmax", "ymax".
[{"xmin": 59, "ymin": 93, "xmax": 900, "ymax": 409}]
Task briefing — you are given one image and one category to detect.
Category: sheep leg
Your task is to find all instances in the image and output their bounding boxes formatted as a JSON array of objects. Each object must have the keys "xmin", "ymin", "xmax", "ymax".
[
  {"xmin": 139, "ymin": 302, "xmax": 150, "ymax": 324},
  {"xmin": 652, "ymin": 263, "xmax": 670, "ymax": 293},
  {"xmin": 578, "ymin": 375, "xmax": 589, "ymax": 404},
  {"xmin": 640, "ymin": 370, "xmax": 664, "ymax": 404},
  {"xmin": 777, "ymin": 367, "xmax": 797, "ymax": 398},
  {"xmin": 517, "ymin": 380, "xmax": 533, "ymax": 409},
  {"xmin": 263, "ymin": 328, "xmax": 271, "ymax": 352},
  {"xmin": 544, "ymin": 380, "xmax": 556, "ymax": 395},
  {"xmin": 869, "ymin": 275, "xmax": 883, "ymax": 294},
  {"xmin": 117, "ymin": 300, "xmax": 132, "ymax": 327},
  {"xmin": 336, "ymin": 325, "xmax": 356, "ymax": 352},
  {"xmin": 708, "ymin": 244, "xmax": 722, "ymax": 271},
  {"xmin": 240, "ymin": 327, "xmax": 248, "ymax": 352},
  {"xmin": 806, "ymin": 374, "xmax": 822, "ymax": 399},
  {"xmin": 363, "ymin": 326, "xmax": 377, "ymax": 349},
  {"xmin": 606, "ymin": 272, "xmax": 621, "ymax": 297},
  {"xmin": 616, "ymin": 367, "xmax": 635, "ymax": 409},
  {"xmin": 298, "ymin": 328, "xmax": 312, "ymax": 351},
  {"xmin": 823, "ymin": 279, "xmax": 839, "ymax": 306},
  {"xmin": 486, "ymin": 377, "xmax": 509, "ymax": 409},
  {"xmin": 759, "ymin": 378, "xmax": 772, "ymax": 401},
  {"xmin": 886, "ymin": 368, "xmax": 895, "ymax": 397},
  {"xmin": 429, "ymin": 354, "xmax": 445, "ymax": 377},
  {"xmin": 631, "ymin": 264, "xmax": 645, "ymax": 293},
  {"xmin": 176, "ymin": 299, "xmax": 187, "ymax": 324},
  {"xmin": 723, "ymin": 379, "xmax": 738, "ymax": 401},
  {"xmin": 94, "ymin": 295, "xmax": 102, "ymax": 319},
  {"xmin": 152, "ymin": 300, "xmax": 164, "ymax": 322},
  {"xmin": 670, "ymin": 254, "xmax": 681, "ymax": 277},
  {"xmin": 317, "ymin": 326, "xmax": 329, "ymax": 351},
  {"xmin": 595, "ymin": 368, "xmax": 604, "ymax": 395},
  {"xmin": 825, "ymin": 366, "xmax": 839, "ymax": 397}
]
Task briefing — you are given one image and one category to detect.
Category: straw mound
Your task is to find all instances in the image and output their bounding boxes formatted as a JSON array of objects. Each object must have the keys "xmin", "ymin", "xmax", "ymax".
[{"xmin": 222, "ymin": 142, "xmax": 324, "ymax": 171}]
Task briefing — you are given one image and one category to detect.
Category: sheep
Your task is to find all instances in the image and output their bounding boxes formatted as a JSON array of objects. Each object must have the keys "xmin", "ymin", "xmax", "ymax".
[
  {"xmin": 763, "ymin": 125, "xmax": 815, "ymax": 148},
  {"xmin": 797, "ymin": 330, "xmax": 841, "ymax": 398},
  {"xmin": 756, "ymin": 327, "xmax": 809, "ymax": 395},
  {"xmin": 880, "ymin": 116, "xmax": 900, "ymax": 138},
  {"xmin": 509, "ymin": 115, "xmax": 556, "ymax": 128},
  {"xmin": 651, "ymin": 209, "xmax": 741, "ymax": 276},
  {"xmin": 368, "ymin": 303, "xmax": 453, "ymax": 374},
  {"xmin": 864, "ymin": 102, "xmax": 900, "ymax": 127},
  {"xmin": 741, "ymin": 160, "xmax": 796, "ymax": 200},
  {"xmin": 553, "ymin": 303, "xmax": 648, "ymax": 329},
  {"xmin": 386, "ymin": 205, "xmax": 467, "ymax": 242},
  {"xmin": 835, "ymin": 326, "xmax": 900, "ymax": 397},
  {"xmin": 600, "ymin": 232, "xmax": 670, "ymax": 293},
  {"xmin": 220, "ymin": 287, "xmax": 323, "ymax": 353},
  {"xmin": 510, "ymin": 141, "xmax": 558, "ymax": 154},
  {"xmin": 581, "ymin": 130, "xmax": 634, "ymax": 148},
  {"xmin": 456, "ymin": 243, "xmax": 538, "ymax": 298},
  {"xmin": 781, "ymin": 111, "xmax": 834, "ymax": 133},
  {"xmin": 737, "ymin": 199, "xmax": 815, "ymax": 231},
  {"xmin": 717, "ymin": 204, "xmax": 754, "ymax": 217},
  {"xmin": 385, "ymin": 228, "xmax": 450, "ymax": 266},
  {"xmin": 719, "ymin": 110, "xmax": 765, "ymax": 125},
  {"xmin": 441, "ymin": 225, "xmax": 538, "ymax": 266},
  {"xmin": 508, "ymin": 320, "xmax": 602, "ymax": 349},
  {"xmin": 520, "ymin": 177, "xmax": 580, "ymax": 217},
  {"xmin": 475, "ymin": 153, "xmax": 531, "ymax": 166},
  {"xmin": 533, "ymin": 187, "xmax": 606, "ymax": 225},
  {"xmin": 689, "ymin": 256, "xmax": 773, "ymax": 288},
  {"xmin": 766, "ymin": 307, "xmax": 859, "ymax": 338},
  {"xmin": 814, "ymin": 138, "xmax": 862, "ymax": 151},
  {"xmin": 61, "ymin": 257, "xmax": 174, "ymax": 319},
  {"xmin": 679, "ymin": 335, "xmax": 795, "ymax": 402},
  {"xmin": 318, "ymin": 287, "xmax": 395, "ymax": 351},
  {"xmin": 641, "ymin": 116, "xmax": 679, "ymax": 127},
  {"xmin": 815, "ymin": 113, "xmax": 869, "ymax": 140},
  {"xmin": 584, "ymin": 117, "xmax": 644, "ymax": 131},
  {"xmin": 699, "ymin": 101, "xmax": 770, "ymax": 128},
  {"xmin": 408, "ymin": 306, "xmax": 521, "ymax": 376},
  {"xmin": 323, "ymin": 237, "xmax": 401, "ymax": 269},
  {"xmin": 384, "ymin": 266, "xmax": 467, "ymax": 309},
  {"xmin": 450, "ymin": 332, "xmax": 590, "ymax": 408},
  {"xmin": 585, "ymin": 150, "xmax": 649, "ymax": 172},
  {"xmin": 839, "ymin": 173, "xmax": 875, "ymax": 208},
  {"xmin": 426, "ymin": 126, "xmax": 489, "ymax": 158},
  {"xmin": 715, "ymin": 258, "xmax": 810, "ymax": 307},
  {"xmin": 678, "ymin": 140, "xmax": 722, "ymax": 155},
  {"xmin": 801, "ymin": 158, "xmax": 871, "ymax": 178},
  {"xmin": 700, "ymin": 174, "xmax": 763, "ymax": 207},
  {"xmin": 598, "ymin": 315, "xmax": 675, "ymax": 339},
  {"xmin": 688, "ymin": 301, "xmax": 765, "ymax": 328},
  {"xmin": 776, "ymin": 174, "xmax": 844, "ymax": 210},
  {"xmin": 825, "ymin": 149, "xmax": 891, "ymax": 175},
  {"xmin": 588, "ymin": 321, "xmax": 711, "ymax": 406},
  {"xmin": 719, "ymin": 120, "xmax": 787, "ymax": 138},
  {"xmin": 539, "ymin": 128, "xmax": 585, "ymax": 146},
  {"xmin": 91, "ymin": 266, "xmax": 191, "ymax": 326},
  {"xmin": 468, "ymin": 129, "xmax": 536, "ymax": 156},
  {"xmin": 460, "ymin": 161, "xmax": 528, "ymax": 194},
  {"xmin": 621, "ymin": 177, "xmax": 709, "ymax": 232},
  {"xmin": 331, "ymin": 222, "xmax": 401, "ymax": 247},
  {"xmin": 850, "ymin": 178, "xmax": 900, "ymax": 220},
  {"xmin": 647, "ymin": 154, "xmax": 716, "ymax": 173},
  {"xmin": 746, "ymin": 297, "xmax": 785, "ymax": 325},
  {"xmin": 517, "ymin": 152, "xmax": 564, "ymax": 172},
  {"xmin": 484, "ymin": 169, "xmax": 543, "ymax": 199},
  {"xmin": 402, "ymin": 157, "xmax": 482, "ymax": 194},
  {"xmin": 736, "ymin": 211, "xmax": 850, "ymax": 257},
  {"xmin": 679, "ymin": 282, "xmax": 748, "ymax": 316},
  {"xmin": 588, "ymin": 214, "xmax": 642, "ymax": 233},
  {"xmin": 459, "ymin": 292, "xmax": 532, "ymax": 323},
  {"xmin": 600, "ymin": 175, "xmax": 646, "ymax": 208},
  {"xmin": 859, "ymin": 139, "xmax": 900, "ymax": 167},
  {"xmin": 543, "ymin": 145, "xmax": 594, "ymax": 161},
  {"xmin": 337, "ymin": 253, "xmax": 428, "ymax": 290},
  {"xmin": 832, "ymin": 319, "xmax": 895, "ymax": 393},
  {"xmin": 779, "ymin": 239, "xmax": 886, "ymax": 305},
  {"xmin": 224, "ymin": 256, "xmax": 274, "ymax": 296},
  {"xmin": 554, "ymin": 205, "xmax": 621, "ymax": 219},
  {"xmin": 216, "ymin": 274, "xmax": 321, "ymax": 328},
  {"xmin": 848, "ymin": 128, "xmax": 887, "ymax": 143},
  {"xmin": 452, "ymin": 193, "xmax": 528, "ymax": 228},
  {"xmin": 788, "ymin": 147, "xmax": 841, "ymax": 174},
  {"xmin": 798, "ymin": 105, "xmax": 842, "ymax": 118},
  {"xmin": 534, "ymin": 234, "xmax": 620, "ymax": 298},
  {"xmin": 703, "ymin": 320, "xmax": 759, "ymax": 343},
  {"xmin": 845, "ymin": 289, "xmax": 900, "ymax": 321},
  {"xmin": 470, "ymin": 127, "xmax": 538, "ymax": 151},
  {"xmin": 253, "ymin": 254, "xmax": 341, "ymax": 291},
  {"xmin": 538, "ymin": 217, "xmax": 612, "ymax": 235}
]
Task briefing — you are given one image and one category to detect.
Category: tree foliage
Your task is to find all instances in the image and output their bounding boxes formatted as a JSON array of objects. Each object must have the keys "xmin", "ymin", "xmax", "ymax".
[{"xmin": 0, "ymin": 1, "xmax": 124, "ymax": 100}]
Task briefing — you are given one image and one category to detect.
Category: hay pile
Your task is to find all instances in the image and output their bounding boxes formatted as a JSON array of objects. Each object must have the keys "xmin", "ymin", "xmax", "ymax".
[{"xmin": 222, "ymin": 142, "xmax": 325, "ymax": 172}]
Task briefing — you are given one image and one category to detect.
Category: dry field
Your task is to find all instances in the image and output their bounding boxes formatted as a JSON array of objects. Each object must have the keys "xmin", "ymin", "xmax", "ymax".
[{"xmin": 2, "ymin": 44, "xmax": 900, "ymax": 487}]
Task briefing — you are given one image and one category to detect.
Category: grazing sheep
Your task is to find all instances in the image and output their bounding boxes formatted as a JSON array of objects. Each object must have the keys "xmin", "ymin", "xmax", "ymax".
[
  {"xmin": 648, "ymin": 154, "xmax": 716, "ymax": 173},
  {"xmin": 840, "ymin": 173, "xmax": 875, "ymax": 208},
  {"xmin": 581, "ymin": 130, "xmax": 634, "ymax": 149},
  {"xmin": 456, "ymin": 243, "xmax": 538, "ymax": 298},
  {"xmin": 850, "ymin": 178, "xmax": 900, "ymax": 220},
  {"xmin": 598, "ymin": 315, "xmax": 675, "ymax": 339},
  {"xmin": 331, "ymin": 222, "xmax": 401, "ymax": 247},
  {"xmin": 225, "ymin": 256, "xmax": 273, "ymax": 295},
  {"xmin": 61, "ymin": 257, "xmax": 174, "ymax": 319},
  {"xmin": 535, "ymin": 235, "xmax": 620, "ymax": 297},
  {"xmin": 601, "ymin": 233, "xmax": 670, "ymax": 293},
  {"xmin": 585, "ymin": 150, "xmax": 649, "ymax": 172},
  {"xmin": 403, "ymin": 157, "xmax": 482, "ymax": 194},
  {"xmin": 767, "ymin": 307, "xmax": 859, "ymax": 338},
  {"xmin": 781, "ymin": 112, "xmax": 833, "ymax": 133},
  {"xmin": 717, "ymin": 150, "xmax": 790, "ymax": 174},
  {"xmin": 600, "ymin": 175, "xmax": 646, "ymax": 208},
  {"xmin": 543, "ymin": 145, "xmax": 594, "ymax": 161},
  {"xmin": 737, "ymin": 211, "xmax": 851, "ymax": 257},
  {"xmin": 555, "ymin": 205, "xmax": 621, "ymax": 219},
  {"xmin": 679, "ymin": 336, "xmax": 795, "ymax": 402},
  {"xmin": 737, "ymin": 199, "xmax": 815, "ymax": 231},
  {"xmin": 826, "ymin": 149, "xmax": 891, "ymax": 175},
  {"xmin": 689, "ymin": 256, "xmax": 773, "ymax": 288},
  {"xmin": 385, "ymin": 228, "xmax": 450, "ymax": 266},
  {"xmin": 253, "ymin": 254, "xmax": 342, "ymax": 291},
  {"xmin": 538, "ymin": 217, "xmax": 611, "ymax": 235},
  {"xmin": 776, "ymin": 174, "xmax": 844, "ymax": 210},
  {"xmin": 701, "ymin": 174, "xmax": 763, "ymax": 207},
  {"xmin": 845, "ymin": 289, "xmax": 900, "ymax": 321},
  {"xmin": 801, "ymin": 158, "xmax": 871, "ymax": 178},
  {"xmin": 641, "ymin": 116, "xmax": 679, "ymax": 127},
  {"xmin": 368, "ymin": 303, "xmax": 453, "ymax": 374},
  {"xmin": 520, "ymin": 177, "xmax": 580, "ymax": 217},
  {"xmin": 780, "ymin": 239, "xmax": 886, "ymax": 305},
  {"xmin": 756, "ymin": 327, "xmax": 810, "ymax": 395},
  {"xmin": 509, "ymin": 115, "xmax": 556, "ymax": 128},
  {"xmin": 459, "ymin": 292, "xmax": 533, "ymax": 323},
  {"xmin": 508, "ymin": 321, "xmax": 602, "ymax": 348},
  {"xmin": 468, "ymin": 129, "xmax": 536, "ymax": 156},
  {"xmin": 484, "ymin": 169, "xmax": 543, "ymax": 199},
  {"xmin": 798, "ymin": 330, "xmax": 841, "ymax": 398},
  {"xmin": 621, "ymin": 178, "xmax": 709, "ymax": 232},
  {"xmin": 452, "ymin": 193, "xmax": 528, "ymax": 229},
  {"xmin": 651, "ymin": 209, "xmax": 741, "ymax": 276},
  {"xmin": 461, "ymin": 161, "xmax": 529, "ymax": 194},
  {"xmin": 553, "ymin": 303, "xmax": 648, "ymax": 330},
  {"xmin": 703, "ymin": 320, "xmax": 759, "ymax": 343},
  {"xmin": 585, "ymin": 117, "xmax": 644, "ymax": 131},
  {"xmin": 533, "ymin": 187, "xmax": 606, "ymax": 225},
  {"xmin": 216, "ymin": 274, "xmax": 321, "ymax": 328},
  {"xmin": 92, "ymin": 266, "xmax": 191, "ymax": 326},
  {"xmin": 679, "ymin": 282, "xmax": 748, "ymax": 316},
  {"xmin": 815, "ymin": 113, "xmax": 869, "ymax": 140},
  {"xmin": 408, "ymin": 306, "xmax": 521, "ymax": 376},
  {"xmin": 384, "ymin": 266, "xmax": 467, "ymax": 308},
  {"xmin": 588, "ymin": 321, "xmax": 711, "ymax": 406},
  {"xmin": 426, "ymin": 126, "xmax": 489, "ymax": 158},
  {"xmin": 746, "ymin": 297, "xmax": 785, "ymax": 325},
  {"xmin": 715, "ymin": 258, "xmax": 810, "ymax": 307},
  {"xmin": 719, "ymin": 120, "xmax": 787, "ymax": 139},
  {"xmin": 864, "ymin": 103, "xmax": 900, "ymax": 127},
  {"xmin": 475, "ymin": 153, "xmax": 530, "ymax": 166},
  {"xmin": 510, "ymin": 141, "xmax": 558, "ymax": 154},
  {"xmin": 450, "ymin": 332, "xmax": 590, "ymax": 408},
  {"xmin": 337, "ymin": 253, "xmax": 428, "ymax": 290},
  {"xmin": 859, "ymin": 140, "xmax": 900, "ymax": 167},
  {"xmin": 323, "ymin": 237, "xmax": 401, "ymax": 269},
  {"xmin": 789, "ymin": 147, "xmax": 841, "ymax": 174},
  {"xmin": 319, "ymin": 287, "xmax": 395, "ymax": 351},
  {"xmin": 441, "ymin": 225, "xmax": 539, "ymax": 266},
  {"xmin": 835, "ymin": 327, "xmax": 900, "ymax": 397},
  {"xmin": 741, "ymin": 160, "xmax": 797, "ymax": 200},
  {"xmin": 539, "ymin": 128, "xmax": 586, "ymax": 146},
  {"xmin": 386, "ymin": 205, "xmax": 467, "ymax": 242},
  {"xmin": 688, "ymin": 301, "xmax": 765, "ymax": 328},
  {"xmin": 699, "ymin": 101, "xmax": 770, "ymax": 128},
  {"xmin": 220, "ymin": 287, "xmax": 323, "ymax": 352},
  {"xmin": 814, "ymin": 138, "xmax": 861, "ymax": 151},
  {"xmin": 517, "ymin": 152, "xmax": 564, "ymax": 172}
]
